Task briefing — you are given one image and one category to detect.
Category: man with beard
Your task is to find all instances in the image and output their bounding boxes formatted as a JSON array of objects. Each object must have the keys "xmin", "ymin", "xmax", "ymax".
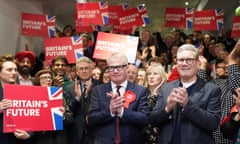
[{"xmin": 15, "ymin": 50, "xmax": 36, "ymax": 85}]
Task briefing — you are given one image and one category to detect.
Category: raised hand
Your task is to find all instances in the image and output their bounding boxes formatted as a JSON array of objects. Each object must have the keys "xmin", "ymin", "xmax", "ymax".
[
  {"xmin": 74, "ymin": 79, "xmax": 82, "ymax": 99},
  {"xmin": 228, "ymin": 40, "xmax": 240, "ymax": 65}
]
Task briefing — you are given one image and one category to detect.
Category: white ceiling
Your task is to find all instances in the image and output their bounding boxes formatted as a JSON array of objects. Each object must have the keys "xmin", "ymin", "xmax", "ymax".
[{"xmin": 30, "ymin": 0, "xmax": 238, "ymax": 33}]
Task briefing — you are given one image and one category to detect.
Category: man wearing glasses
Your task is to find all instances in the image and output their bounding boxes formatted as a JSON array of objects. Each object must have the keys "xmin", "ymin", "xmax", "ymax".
[
  {"xmin": 150, "ymin": 44, "xmax": 221, "ymax": 144},
  {"xmin": 87, "ymin": 52, "xmax": 149, "ymax": 144}
]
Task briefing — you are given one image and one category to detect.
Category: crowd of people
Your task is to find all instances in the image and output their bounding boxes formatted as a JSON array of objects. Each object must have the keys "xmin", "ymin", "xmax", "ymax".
[{"xmin": 0, "ymin": 24, "xmax": 240, "ymax": 144}]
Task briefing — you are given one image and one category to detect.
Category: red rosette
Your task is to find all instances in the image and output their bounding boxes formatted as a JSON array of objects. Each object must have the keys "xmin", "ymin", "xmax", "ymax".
[{"xmin": 123, "ymin": 90, "xmax": 136, "ymax": 108}]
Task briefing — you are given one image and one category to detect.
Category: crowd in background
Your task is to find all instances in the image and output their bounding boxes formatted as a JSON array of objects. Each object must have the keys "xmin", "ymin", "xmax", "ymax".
[{"xmin": 0, "ymin": 23, "xmax": 240, "ymax": 144}]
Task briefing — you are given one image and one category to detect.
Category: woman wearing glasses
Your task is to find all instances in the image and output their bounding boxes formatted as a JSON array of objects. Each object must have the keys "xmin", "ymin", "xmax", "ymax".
[{"xmin": 32, "ymin": 69, "xmax": 72, "ymax": 144}]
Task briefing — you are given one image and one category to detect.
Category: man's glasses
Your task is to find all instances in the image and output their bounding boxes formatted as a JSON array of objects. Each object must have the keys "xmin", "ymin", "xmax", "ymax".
[
  {"xmin": 108, "ymin": 64, "xmax": 127, "ymax": 72},
  {"xmin": 176, "ymin": 58, "xmax": 196, "ymax": 64}
]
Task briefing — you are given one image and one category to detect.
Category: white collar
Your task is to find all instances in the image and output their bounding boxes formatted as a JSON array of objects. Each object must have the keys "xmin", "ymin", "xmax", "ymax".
[{"xmin": 111, "ymin": 80, "xmax": 128, "ymax": 89}]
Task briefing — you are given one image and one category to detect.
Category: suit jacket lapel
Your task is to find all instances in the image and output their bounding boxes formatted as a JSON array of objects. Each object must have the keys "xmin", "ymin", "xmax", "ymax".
[
  {"xmin": 104, "ymin": 82, "xmax": 113, "ymax": 105},
  {"xmin": 172, "ymin": 80, "xmax": 181, "ymax": 118}
]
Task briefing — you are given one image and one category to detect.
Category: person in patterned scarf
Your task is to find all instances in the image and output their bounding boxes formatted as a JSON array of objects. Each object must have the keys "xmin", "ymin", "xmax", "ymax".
[{"xmin": 143, "ymin": 64, "xmax": 167, "ymax": 143}]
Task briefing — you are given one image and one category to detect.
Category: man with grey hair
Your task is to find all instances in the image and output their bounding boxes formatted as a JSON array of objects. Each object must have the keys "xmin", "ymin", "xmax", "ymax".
[
  {"xmin": 65, "ymin": 56, "xmax": 100, "ymax": 144},
  {"xmin": 150, "ymin": 44, "xmax": 221, "ymax": 144},
  {"xmin": 126, "ymin": 64, "xmax": 138, "ymax": 83},
  {"xmin": 87, "ymin": 52, "xmax": 149, "ymax": 144}
]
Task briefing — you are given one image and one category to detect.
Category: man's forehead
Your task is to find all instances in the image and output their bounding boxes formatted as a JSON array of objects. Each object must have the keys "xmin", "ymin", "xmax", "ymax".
[{"xmin": 54, "ymin": 60, "xmax": 66, "ymax": 64}]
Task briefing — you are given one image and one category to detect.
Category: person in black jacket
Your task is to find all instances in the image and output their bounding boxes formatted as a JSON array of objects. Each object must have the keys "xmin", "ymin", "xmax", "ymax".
[
  {"xmin": 65, "ymin": 56, "xmax": 100, "ymax": 144},
  {"xmin": 221, "ymin": 88, "xmax": 240, "ymax": 142},
  {"xmin": 0, "ymin": 54, "xmax": 32, "ymax": 144}
]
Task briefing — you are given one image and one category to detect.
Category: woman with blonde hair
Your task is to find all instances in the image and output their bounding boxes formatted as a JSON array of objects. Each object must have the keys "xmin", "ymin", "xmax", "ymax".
[{"xmin": 143, "ymin": 64, "xmax": 167, "ymax": 143}]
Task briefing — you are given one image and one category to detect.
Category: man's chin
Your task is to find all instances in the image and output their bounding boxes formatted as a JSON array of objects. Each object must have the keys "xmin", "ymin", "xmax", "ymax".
[
  {"xmin": 9, "ymin": 81, "xmax": 16, "ymax": 84},
  {"xmin": 55, "ymin": 72, "xmax": 64, "ymax": 76},
  {"xmin": 21, "ymin": 69, "xmax": 31, "ymax": 75}
]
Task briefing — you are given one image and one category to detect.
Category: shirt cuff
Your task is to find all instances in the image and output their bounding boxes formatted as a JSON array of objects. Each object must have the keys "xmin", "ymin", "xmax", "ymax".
[{"xmin": 118, "ymin": 107, "xmax": 124, "ymax": 118}]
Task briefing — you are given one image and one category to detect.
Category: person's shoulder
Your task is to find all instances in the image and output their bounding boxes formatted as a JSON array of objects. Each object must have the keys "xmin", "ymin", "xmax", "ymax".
[
  {"xmin": 200, "ymin": 78, "xmax": 221, "ymax": 90},
  {"xmin": 127, "ymin": 81, "xmax": 146, "ymax": 90},
  {"xmin": 161, "ymin": 79, "xmax": 179, "ymax": 88},
  {"xmin": 65, "ymin": 81, "xmax": 74, "ymax": 90},
  {"xmin": 92, "ymin": 78, "xmax": 101, "ymax": 86},
  {"xmin": 93, "ymin": 82, "xmax": 109, "ymax": 90}
]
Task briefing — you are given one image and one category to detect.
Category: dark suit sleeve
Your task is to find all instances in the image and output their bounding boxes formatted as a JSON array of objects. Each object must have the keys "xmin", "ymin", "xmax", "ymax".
[
  {"xmin": 87, "ymin": 86, "xmax": 114, "ymax": 127},
  {"xmin": 64, "ymin": 84, "xmax": 81, "ymax": 113},
  {"xmin": 121, "ymin": 87, "xmax": 149, "ymax": 127},
  {"xmin": 182, "ymin": 82, "xmax": 221, "ymax": 131},
  {"xmin": 149, "ymin": 86, "xmax": 173, "ymax": 126}
]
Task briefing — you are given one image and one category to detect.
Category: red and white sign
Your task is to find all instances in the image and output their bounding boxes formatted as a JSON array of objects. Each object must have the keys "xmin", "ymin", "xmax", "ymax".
[
  {"xmin": 231, "ymin": 16, "xmax": 240, "ymax": 38},
  {"xmin": 3, "ymin": 84, "xmax": 63, "ymax": 133},
  {"xmin": 118, "ymin": 6, "xmax": 149, "ymax": 32},
  {"xmin": 75, "ymin": 12, "xmax": 93, "ymax": 33},
  {"xmin": 93, "ymin": 32, "xmax": 138, "ymax": 63},
  {"xmin": 118, "ymin": 8, "xmax": 142, "ymax": 31},
  {"xmin": 21, "ymin": 13, "xmax": 55, "ymax": 38},
  {"xmin": 44, "ymin": 36, "xmax": 83, "ymax": 65},
  {"xmin": 194, "ymin": 9, "xmax": 224, "ymax": 31},
  {"xmin": 165, "ymin": 8, "xmax": 194, "ymax": 29},
  {"xmin": 76, "ymin": 2, "xmax": 109, "ymax": 26},
  {"xmin": 109, "ymin": 4, "xmax": 129, "ymax": 33}
]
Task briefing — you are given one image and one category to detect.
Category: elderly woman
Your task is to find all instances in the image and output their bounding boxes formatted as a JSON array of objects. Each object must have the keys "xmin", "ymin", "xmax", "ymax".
[
  {"xmin": 32, "ymin": 69, "xmax": 73, "ymax": 144},
  {"xmin": 0, "ymin": 54, "xmax": 32, "ymax": 144},
  {"xmin": 143, "ymin": 64, "xmax": 167, "ymax": 144},
  {"xmin": 34, "ymin": 69, "xmax": 53, "ymax": 86}
]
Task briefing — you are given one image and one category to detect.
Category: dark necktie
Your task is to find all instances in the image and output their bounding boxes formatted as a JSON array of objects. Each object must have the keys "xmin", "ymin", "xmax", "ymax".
[
  {"xmin": 82, "ymin": 83, "xmax": 87, "ymax": 116},
  {"xmin": 83, "ymin": 83, "xmax": 87, "ymax": 94},
  {"xmin": 115, "ymin": 85, "xmax": 121, "ymax": 144}
]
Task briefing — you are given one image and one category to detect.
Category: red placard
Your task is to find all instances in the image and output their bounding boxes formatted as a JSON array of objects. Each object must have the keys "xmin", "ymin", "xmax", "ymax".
[
  {"xmin": 3, "ymin": 84, "xmax": 63, "ymax": 133},
  {"xmin": 76, "ymin": 2, "xmax": 109, "ymax": 26},
  {"xmin": 118, "ymin": 7, "xmax": 144, "ymax": 30},
  {"xmin": 21, "ymin": 13, "xmax": 55, "ymax": 38},
  {"xmin": 194, "ymin": 9, "xmax": 224, "ymax": 31},
  {"xmin": 93, "ymin": 32, "xmax": 138, "ymax": 63},
  {"xmin": 165, "ymin": 7, "xmax": 193, "ymax": 29},
  {"xmin": 109, "ymin": 4, "xmax": 129, "ymax": 33},
  {"xmin": 44, "ymin": 36, "xmax": 83, "ymax": 65},
  {"xmin": 231, "ymin": 16, "xmax": 240, "ymax": 38}
]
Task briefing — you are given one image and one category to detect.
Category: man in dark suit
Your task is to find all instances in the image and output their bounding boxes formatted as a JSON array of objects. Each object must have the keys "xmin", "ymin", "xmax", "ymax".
[
  {"xmin": 149, "ymin": 44, "xmax": 221, "ymax": 144},
  {"xmin": 87, "ymin": 53, "xmax": 149, "ymax": 144},
  {"xmin": 65, "ymin": 56, "xmax": 99, "ymax": 144}
]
